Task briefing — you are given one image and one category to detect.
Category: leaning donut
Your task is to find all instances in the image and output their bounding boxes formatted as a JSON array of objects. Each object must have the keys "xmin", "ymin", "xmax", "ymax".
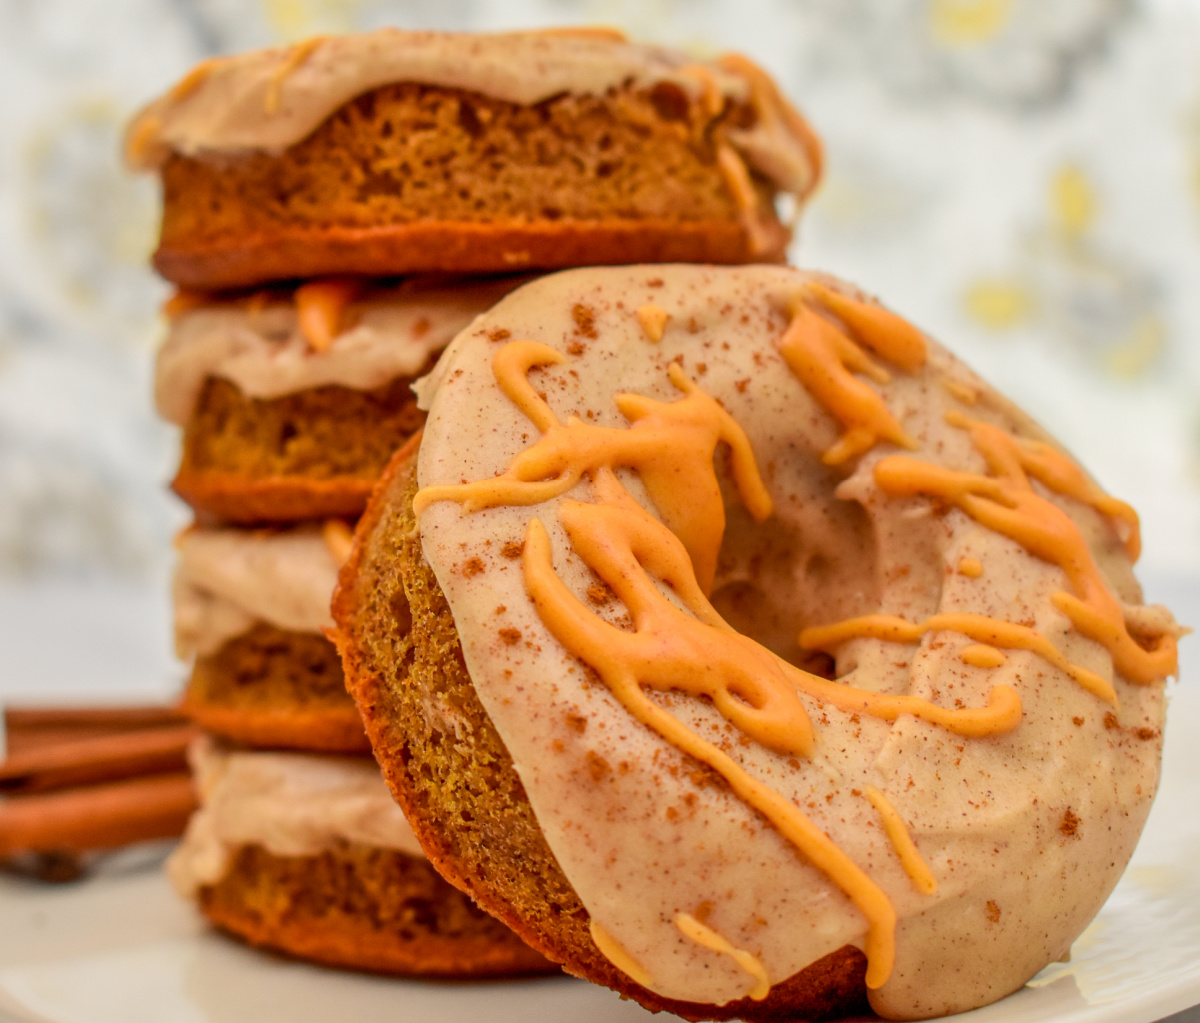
[{"xmin": 333, "ymin": 264, "xmax": 1178, "ymax": 1021}]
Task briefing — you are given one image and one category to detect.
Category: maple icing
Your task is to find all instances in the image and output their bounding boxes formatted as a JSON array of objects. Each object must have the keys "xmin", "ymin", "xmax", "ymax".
[
  {"xmin": 155, "ymin": 276, "xmax": 520, "ymax": 425},
  {"xmin": 174, "ymin": 525, "xmax": 343, "ymax": 658},
  {"xmin": 411, "ymin": 265, "xmax": 1176, "ymax": 1018},
  {"xmin": 168, "ymin": 737, "xmax": 423, "ymax": 898},
  {"xmin": 123, "ymin": 29, "xmax": 820, "ymax": 208}
]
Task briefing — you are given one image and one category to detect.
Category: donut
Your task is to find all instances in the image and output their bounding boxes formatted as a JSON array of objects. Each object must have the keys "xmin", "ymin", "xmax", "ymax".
[
  {"xmin": 169, "ymin": 737, "xmax": 553, "ymax": 977},
  {"xmin": 124, "ymin": 29, "xmax": 821, "ymax": 291},
  {"xmin": 175, "ymin": 522, "xmax": 367, "ymax": 753},
  {"xmin": 332, "ymin": 264, "xmax": 1181, "ymax": 1020},
  {"xmin": 157, "ymin": 276, "xmax": 520, "ymax": 524}
]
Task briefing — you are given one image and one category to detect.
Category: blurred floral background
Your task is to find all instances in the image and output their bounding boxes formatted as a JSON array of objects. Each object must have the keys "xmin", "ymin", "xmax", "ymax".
[{"xmin": 2, "ymin": 0, "xmax": 1199, "ymax": 700}]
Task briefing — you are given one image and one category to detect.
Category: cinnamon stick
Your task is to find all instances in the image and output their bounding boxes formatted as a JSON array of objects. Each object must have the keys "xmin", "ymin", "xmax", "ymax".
[
  {"xmin": 0, "ymin": 772, "xmax": 197, "ymax": 856},
  {"xmin": 0, "ymin": 723, "xmax": 199, "ymax": 795},
  {"xmin": 4, "ymin": 704, "xmax": 189, "ymax": 733}
]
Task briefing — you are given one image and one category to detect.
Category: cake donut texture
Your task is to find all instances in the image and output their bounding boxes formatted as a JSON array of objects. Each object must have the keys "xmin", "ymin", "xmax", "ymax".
[
  {"xmin": 333, "ymin": 265, "xmax": 1181, "ymax": 1020},
  {"xmin": 125, "ymin": 29, "xmax": 821, "ymax": 290},
  {"xmin": 170, "ymin": 739, "xmax": 552, "ymax": 976},
  {"xmin": 175, "ymin": 522, "xmax": 366, "ymax": 753},
  {"xmin": 158, "ymin": 276, "xmax": 518, "ymax": 523}
]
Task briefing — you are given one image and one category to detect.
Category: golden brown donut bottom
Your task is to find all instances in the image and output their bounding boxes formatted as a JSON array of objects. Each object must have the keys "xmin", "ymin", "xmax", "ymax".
[{"xmin": 199, "ymin": 839, "xmax": 556, "ymax": 978}]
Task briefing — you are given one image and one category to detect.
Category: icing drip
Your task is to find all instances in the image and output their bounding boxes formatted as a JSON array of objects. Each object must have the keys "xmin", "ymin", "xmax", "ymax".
[
  {"xmin": 322, "ymin": 519, "xmax": 354, "ymax": 565},
  {"xmin": 716, "ymin": 144, "xmax": 773, "ymax": 256},
  {"xmin": 949, "ymin": 411, "xmax": 1141, "ymax": 560},
  {"xmin": 162, "ymin": 288, "xmax": 211, "ymax": 318},
  {"xmin": 635, "ymin": 304, "xmax": 669, "ymax": 343},
  {"xmin": 265, "ymin": 36, "xmax": 325, "ymax": 114},
  {"xmin": 590, "ymin": 920, "xmax": 654, "ymax": 989},
  {"xmin": 862, "ymin": 787, "xmax": 936, "ymax": 896},
  {"xmin": 957, "ymin": 557, "xmax": 984, "ymax": 577},
  {"xmin": 718, "ymin": 53, "xmax": 825, "ymax": 191},
  {"xmin": 777, "ymin": 283, "xmax": 927, "ymax": 465},
  {"xmin": 295, "ymin": 278, "xmax": 364, "ymax": 351},
  {"xmin": 873, "ymin": 414, "xmax": 1175, "ymax": 686},
  {"xmin": 961, "ymin": 644, "xmax": 1007, "ymax": 668},
  {"xmin": 676, "ymin": 912, "xmax": 771, "ymax": 1001},
  {"xmin": 801, "ymin": 612, "xmax": 1115, "ymax": 705}
]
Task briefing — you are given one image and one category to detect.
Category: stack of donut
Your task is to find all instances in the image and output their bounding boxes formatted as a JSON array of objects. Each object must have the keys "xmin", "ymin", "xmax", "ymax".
[{"xmin": 127, "ymin": 28, "xmax": 822, "ymax": 980}]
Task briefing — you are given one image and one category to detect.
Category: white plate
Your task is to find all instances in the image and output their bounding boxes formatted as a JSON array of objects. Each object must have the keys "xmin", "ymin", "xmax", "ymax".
[{"xmin": 2, "ymin": 580, "xmax": 1199, "ymax": 1023}]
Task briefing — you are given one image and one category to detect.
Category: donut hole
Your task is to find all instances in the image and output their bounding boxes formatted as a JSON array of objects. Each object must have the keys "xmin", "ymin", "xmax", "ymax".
[{"xmin": 711, "ymin": 488, "xmax": 880, "ymax": 678}]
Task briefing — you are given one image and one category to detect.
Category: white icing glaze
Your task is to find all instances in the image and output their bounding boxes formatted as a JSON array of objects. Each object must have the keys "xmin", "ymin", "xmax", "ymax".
[
  {"xmin": 174, "ymin": 526, "xmax": 340, "ymax": 658},
  {"xmin": 156, "ymin": 277, "xmax": 520, "ymax": 425},
  {"xmin": 124, "ymin": 29, "xmax": 818, "ymax": 201},
  {"xmin": 413, "ymin": 265, "xmax": 1168, "ymax": 1018},
  {"xmin": 168, "ymin": 737, "xmax": 424, "ymax": 898}
]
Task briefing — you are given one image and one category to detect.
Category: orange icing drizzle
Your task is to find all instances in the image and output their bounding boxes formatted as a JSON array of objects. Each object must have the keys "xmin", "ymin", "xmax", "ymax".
[
  {"xmin": 124, "ymin": 57, "xmax": 221, "ymax": 165},
  {"xmin": 590, "ymin": 920, "xmax": 654, "ymax": 988},
  {"xmin": 678, "ymin": 63, "xmax": 727, "ymax": 118},
  {"xmin": 294, "ymin": 278, "xmax": 363, "ymax": 352},
  {"xmin": 414, "ymin": 340, "xmax": 773, "ymax": 594},
  {"xmin": 635, "ymin": 304, "xmax": 670, "ymax": 343},
  {"xmin": 719, "ymin": 53, "xmax": 825, "ymax": 193},
  {"xmin": 684, "ymin": 55, "xmax": 824, "ymax": 245},
  {"xmin": 941, "ymin": 377, "xmax": 981, "ymax": 405},
  {"xmin": 417, "ymin": 340, "xmax": 1030, "ymax": 991},
  {"xmin": 863, "ymin": 786, "xmax": 936, "ymax": 896},
  {"xmin": 873, "ymin": 413, "xmax": 1174, "ymax": 686},
  {"xmin": 123, "ymin": 115, "xmax": 162, "ymax": 166},
  {"xmin": 961, "ymin": 644, "xmax": 1007, "ymax": 669},
  {"xmin": 716, "ymin": 144, "xmax": 773, "ymax": 256},
  {"xmin": 801, "ymin": 612, "xmax": 1115, "ymax": 705},
  {"xmin": 322, "ymin": 519, "xmax": 354, "ymax": 565},
  {"xmin": 161, "ymin": 289, "xmax": 211, "ymax": 319},
  {"xmin": 264, "ymin": 36, "xmax": 326, "ymax": 114},
  {"xmin": 169, "ymin": 58, "xmax": 220, "ymax": 103},
  {"xmin": 676, "ymin": 912, "xmax": 770, "ymax": 1000},
  {"xmin": 957, "ymin": 557, "xmax": 984, "ymax": 578},
  {"xmin": 777, "ymin": 284, "xmax": 926, "ymax": 465}
]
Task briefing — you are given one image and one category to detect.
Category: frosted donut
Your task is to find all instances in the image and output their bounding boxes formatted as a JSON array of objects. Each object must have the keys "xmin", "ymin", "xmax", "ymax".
[
  {"xmin": 169, "ymin": 737, "xmax": 553, "ymax": 976},
  {"xmin": 157, "ymin": 276, "xmax": 520, "ymax": 524},
  {"xmin": 174, "ymin": 522, "xmax": 368, "ymax": 753},
  {"xmin": 125, "ymin": 29, "xmax": 821, "ymax": 290},
  {"xmin": 333, "ymin": 265, "xmax": 1180, "ymax": 1020}
]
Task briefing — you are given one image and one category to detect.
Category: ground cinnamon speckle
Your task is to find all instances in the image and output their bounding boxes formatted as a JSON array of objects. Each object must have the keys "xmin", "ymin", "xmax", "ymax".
[
  {"xmin": 586, "ymin": 582, "xmax": 614, "ymax": 605},
  {"xmin": 586, "ymin": 750, "xmax": 612, "ymax": 782},
  {"xmin": 573, "ymin": 304, "xmax": 598, "ymax": 338}
]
